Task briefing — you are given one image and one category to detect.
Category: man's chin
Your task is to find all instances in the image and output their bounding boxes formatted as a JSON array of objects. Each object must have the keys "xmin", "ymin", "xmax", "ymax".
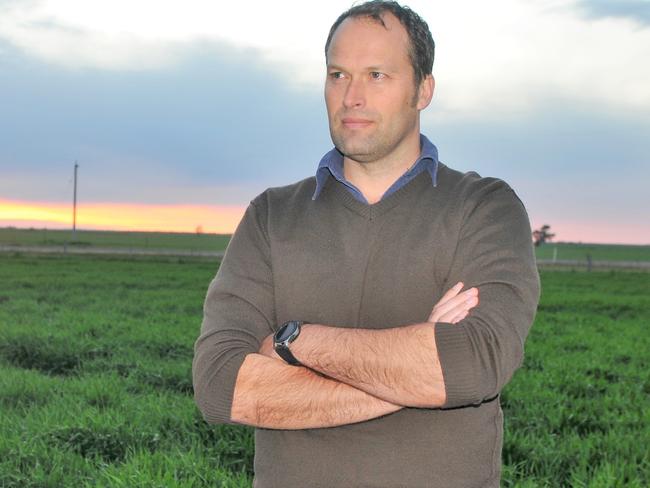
[
  {"xmin": 339, "ymin": 150, "xmax": 379, "ymax": 164},
  {"xmin": 334, "ymin": 139, "xmax": 377, "ymax": 161}
]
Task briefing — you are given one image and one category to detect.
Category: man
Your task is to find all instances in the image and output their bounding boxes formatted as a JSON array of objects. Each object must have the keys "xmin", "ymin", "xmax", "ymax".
[{"xmin": 193, "ymin": 1, "xmax": 540, "ymax": 486}]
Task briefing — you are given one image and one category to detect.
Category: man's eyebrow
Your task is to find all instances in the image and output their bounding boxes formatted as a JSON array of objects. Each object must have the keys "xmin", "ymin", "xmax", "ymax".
[{"xmin": 326, "ymin": 63, "xmax": 390, "ymax": 72}]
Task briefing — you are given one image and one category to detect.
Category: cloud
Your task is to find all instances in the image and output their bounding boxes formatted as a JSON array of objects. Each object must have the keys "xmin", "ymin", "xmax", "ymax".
[
  {"xmin": 0, "ymin": 38, "xmax": 330, "ymax": 205},
  {"xmin": 574, "ymin": 0, "xmax": 650, "ymax": 26},
  {"xmin": 1, "ymin": 0, "xmax": 650, "ymax": 117},
  {"xmin": 427, "ymin": 0, "xmax": 650, "ymax": 118},
  {"xmin": 0, "ymin": 0, "xmax": 340, "ymax": 80},
  {"xmin": 1, "ymin": 0, "xmax": 649, "ymax": 244},
  {"xmin": 424, "ymin": 99, "xmax": 650, "ymax": 238},
  {"xmin": 0, "ymin": 1, "xmax": 193, "ymax": 70}
]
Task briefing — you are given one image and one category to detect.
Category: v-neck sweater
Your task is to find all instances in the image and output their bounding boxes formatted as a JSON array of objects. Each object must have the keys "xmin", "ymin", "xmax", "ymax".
[{"xmin": 193, "ymin": 163, "xmax": 540, "ymax": 487}]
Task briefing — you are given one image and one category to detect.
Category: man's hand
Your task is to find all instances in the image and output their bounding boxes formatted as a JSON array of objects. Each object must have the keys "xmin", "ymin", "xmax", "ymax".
[{"xmin": 428, "ymin": 281, "xmax": 479, "ymax": 324}]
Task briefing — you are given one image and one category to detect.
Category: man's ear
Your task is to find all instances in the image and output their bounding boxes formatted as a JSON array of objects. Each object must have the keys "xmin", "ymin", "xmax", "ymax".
[{"xmin": 416, "ymin": 74, "xmax": 434, "ymax": 110}]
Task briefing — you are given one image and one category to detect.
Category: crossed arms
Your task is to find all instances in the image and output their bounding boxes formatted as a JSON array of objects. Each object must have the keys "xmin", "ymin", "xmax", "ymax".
[
  {"xmin": 230, "ymin": 283, "xmax": 478, "ymax": 430},
  {"xmin": 193, "ymin": 181, "xmax": 540, "ymax": 430}
]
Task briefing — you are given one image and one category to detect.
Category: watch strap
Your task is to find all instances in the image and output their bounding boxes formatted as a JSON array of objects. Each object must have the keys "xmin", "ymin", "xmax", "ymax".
[
  {"xmin": 275, "ymin": 344, "xmax": 301, "ymax": 366},
  {"xmin": 273, "ymin": 320, "xmax": 304, "ymax": 366}
]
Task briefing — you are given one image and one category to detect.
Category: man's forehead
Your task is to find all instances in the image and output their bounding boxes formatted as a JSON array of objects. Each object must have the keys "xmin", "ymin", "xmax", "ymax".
[
  {"xmin": 326, "ymin": 13, "xmax": 409, "ymax": 65},
  {"xmin": 330, "ymin": 13, "xmax": 403, "ymax": 44}
]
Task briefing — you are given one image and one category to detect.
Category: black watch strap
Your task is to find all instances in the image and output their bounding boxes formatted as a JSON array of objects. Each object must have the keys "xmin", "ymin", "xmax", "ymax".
[
  {"xmin": 275, "ymin": 344, "xmax": 301, "ymax": 366},
  {"xmin": 274, "ymin": 320, "xmax": 304, "ymax": 366}
]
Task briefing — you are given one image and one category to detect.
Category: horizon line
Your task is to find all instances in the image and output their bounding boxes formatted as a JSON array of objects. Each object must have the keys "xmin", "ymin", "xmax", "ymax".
[
  {"xmin": 1, "ymin": 198, "xmax": 649, "ymax": 246},
  {"xmin": 1, "ymin": 225, "xmax": 648, "ymax": 248}
]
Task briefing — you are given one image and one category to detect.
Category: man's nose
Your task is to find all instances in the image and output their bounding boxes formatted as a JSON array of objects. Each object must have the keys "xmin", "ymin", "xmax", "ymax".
[{"xmin": 342, "ymin": 78, "xmax": 365, "ymax": 109}]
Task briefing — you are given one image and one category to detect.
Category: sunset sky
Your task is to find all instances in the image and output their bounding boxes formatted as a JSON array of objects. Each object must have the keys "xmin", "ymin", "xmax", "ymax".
[{"xmin": 1, "ymin": 0, "xmax": 649, "ymax": 243}]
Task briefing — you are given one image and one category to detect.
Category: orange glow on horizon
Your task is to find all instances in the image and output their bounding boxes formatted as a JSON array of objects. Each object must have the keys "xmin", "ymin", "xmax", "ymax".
[
  {"xmin": 0, "ymin": 198, "xmax": 246, "ymax": 234},
  {"xmin": 1, "ymin": 199, "xmax": 649, "ymax": 245}
]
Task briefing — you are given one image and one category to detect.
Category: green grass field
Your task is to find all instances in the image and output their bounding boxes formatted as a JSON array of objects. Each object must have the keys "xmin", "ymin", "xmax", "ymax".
[
  {"xmin": 0, "ymin": 228, "xmax": 230, "ymax": 252},
  {"xmin": 535, "ymin": 242, "xmax": 650, "ymax": 263},
  {"xmin": 0, "ymin": 254, "xmax": 648, "ymax": 487},
  {"xmin": 2, "ymin": 227, "xmax": 649, "ymax": 262}
]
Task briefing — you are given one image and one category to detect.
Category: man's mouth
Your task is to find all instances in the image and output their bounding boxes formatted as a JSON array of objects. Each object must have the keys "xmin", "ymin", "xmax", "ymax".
[{"xmin": 341, "ymin": 118, "xmax": 373, "ymax": 129}]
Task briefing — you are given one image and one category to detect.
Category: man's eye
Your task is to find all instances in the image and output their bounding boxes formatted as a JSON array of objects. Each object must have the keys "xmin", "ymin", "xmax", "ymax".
[
  {"xmin": 370, "ymin": 72, "xmax": 385, "ymax": 80},
  {"xmin": 329, "ymin": 72, "xmax": 345, "ymax": 80}
]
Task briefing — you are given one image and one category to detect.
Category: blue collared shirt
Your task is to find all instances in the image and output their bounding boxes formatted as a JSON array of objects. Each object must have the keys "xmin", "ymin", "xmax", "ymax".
[{"xmin": 312, "ymin": 134, "xmax": 439, "ymax": 203}]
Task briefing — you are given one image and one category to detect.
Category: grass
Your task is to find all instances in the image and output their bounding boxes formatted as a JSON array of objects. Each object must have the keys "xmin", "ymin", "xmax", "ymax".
[
  {"xmin": 501, "ymin": 269, "xmax": 650, "ymax": 486},
  {"xmin": 535, "ymin": 242, "xmax": 650, "ymax": 262},
  {"xmin": 0, "ymin": 227, "xmax": 230, "ymax": 252},
  {"xmin": 0, "ymin": 254, "xmax": 251, "ymax": 487},
  {"xmin": 0, "ymin": 254, "xmax": 648, "ymax": 486}
]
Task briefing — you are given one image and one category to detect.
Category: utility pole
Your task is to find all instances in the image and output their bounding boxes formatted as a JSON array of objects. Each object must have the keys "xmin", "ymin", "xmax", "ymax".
[{"xmin": 72, "ymin": 161, "xmax": 78, "ymax": 240}]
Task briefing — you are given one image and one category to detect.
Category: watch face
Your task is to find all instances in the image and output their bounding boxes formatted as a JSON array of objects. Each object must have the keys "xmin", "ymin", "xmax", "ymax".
[{"xmin": 276, "ymin": 321, "xmax": 298, "ymax": 342}]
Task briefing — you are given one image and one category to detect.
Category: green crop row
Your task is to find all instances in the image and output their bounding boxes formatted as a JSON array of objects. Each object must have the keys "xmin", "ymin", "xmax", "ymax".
[{"xmin": 0, "ymin": 254, "xmax": 648, "ymax": 486}]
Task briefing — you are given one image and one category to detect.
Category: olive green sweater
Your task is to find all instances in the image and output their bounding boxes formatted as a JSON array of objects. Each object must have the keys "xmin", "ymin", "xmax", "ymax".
[{"xmin": 193, "ymin": 164, "xmax": 540, "ymax": 487}]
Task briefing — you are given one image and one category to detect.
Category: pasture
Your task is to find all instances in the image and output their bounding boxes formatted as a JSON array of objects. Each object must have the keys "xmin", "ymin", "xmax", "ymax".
[
  {"xmin": 534, "ymin": 242, "xmax": 650, "ymax": 263},
  {"xmin": 0, "ymin": 228, "xmax": 230, "ymax": 252},
  {"xmin": 0, "ymin": 253, "xmax": 648, "ymax": 487}
]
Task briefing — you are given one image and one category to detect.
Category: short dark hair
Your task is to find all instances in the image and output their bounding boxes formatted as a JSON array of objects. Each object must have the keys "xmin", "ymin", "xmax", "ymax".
[{"xmin": 324, "ymin": 0, "xmax": 435, "ymax": 88}]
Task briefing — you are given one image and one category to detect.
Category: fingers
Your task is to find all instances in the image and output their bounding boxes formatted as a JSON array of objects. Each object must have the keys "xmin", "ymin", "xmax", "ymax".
[
  {"xmin": 432, "ymin": 294, "xmax": 477, "ymax": 323},
  {"xmin": 447, "ymin": 308, "xmax": 470, "ymax": 325},
  {"xmin": 429, "ymin": 285, "xmax": 479, "ymax": 323},
  {"xmin": 429, "ymin": 287, "xmax": 477, "ymax": 320},
  {"xmin": 427, "ymin": 281, "xmax": 463, "ymax": 322},
  {"xmin": 437, "ymin": 281, "xmax": 464, "ymax": 305},
  {"xmin": 444, "ymin": 309, "xmax": 468, "ymax": 325}
]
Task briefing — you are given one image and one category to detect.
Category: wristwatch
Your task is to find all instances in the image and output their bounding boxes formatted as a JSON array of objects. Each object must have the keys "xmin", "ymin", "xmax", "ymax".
[{"xmin": 273, "ymin": 320, "xmax": 304, "ymax": 366}]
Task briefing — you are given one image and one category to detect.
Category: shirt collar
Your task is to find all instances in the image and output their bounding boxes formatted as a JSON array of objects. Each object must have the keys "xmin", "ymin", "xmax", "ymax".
[{"xmin": 312, "ymin": 134, "xmax": 439, "ymax": 200}]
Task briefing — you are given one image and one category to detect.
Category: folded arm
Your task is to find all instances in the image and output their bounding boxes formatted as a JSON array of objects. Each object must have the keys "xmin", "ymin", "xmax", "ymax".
[
  {"xmin": 259, "ymin": 283, "xmax": 478, "ymax": 409},
  {"xmin": 255, "ymin": 181, "xmax": 539, "ymax": 411},
  {"xmin": 193, "ymin": 180, "xmax": 538, "ymax": 429},
  {"xmin": 232, "ymin": 283, "xmax": 476, "ymax": 428},
  {"xmin": 230, "ymin": 353, "xmax": 402, "ymax": 429}
]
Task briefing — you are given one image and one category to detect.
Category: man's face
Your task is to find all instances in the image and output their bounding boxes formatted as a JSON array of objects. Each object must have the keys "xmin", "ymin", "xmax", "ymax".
[{"xmin": 325, "ymin": 13, "xmax": 431, "ymax": 165}]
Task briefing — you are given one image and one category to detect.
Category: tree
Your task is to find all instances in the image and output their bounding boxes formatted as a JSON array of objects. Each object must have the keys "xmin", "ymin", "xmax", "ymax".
[{"xmin": 532, "ymin": 224, "xmax": 555, "ymax": 247}]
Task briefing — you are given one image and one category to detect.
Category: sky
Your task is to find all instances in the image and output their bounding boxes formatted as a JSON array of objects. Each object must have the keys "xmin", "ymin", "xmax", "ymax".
[{"xmin": 0, "ymin": 0, "xmax": 649, "ymax": 243}]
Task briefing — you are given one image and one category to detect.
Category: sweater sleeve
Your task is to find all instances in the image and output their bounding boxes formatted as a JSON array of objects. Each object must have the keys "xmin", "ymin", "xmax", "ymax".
[
  {"xmin": 192, "ymin": 197, "xmax": 275, "ymax": 424},
  {"xmin": 435, "ymin": 178, "xmax": 540, "ymax": 408}
]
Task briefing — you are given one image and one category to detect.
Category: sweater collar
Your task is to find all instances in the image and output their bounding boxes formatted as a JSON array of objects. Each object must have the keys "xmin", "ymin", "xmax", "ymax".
[{"xmin": 312, "ymin": 134, "xmax": 439, "ymax": 201}]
